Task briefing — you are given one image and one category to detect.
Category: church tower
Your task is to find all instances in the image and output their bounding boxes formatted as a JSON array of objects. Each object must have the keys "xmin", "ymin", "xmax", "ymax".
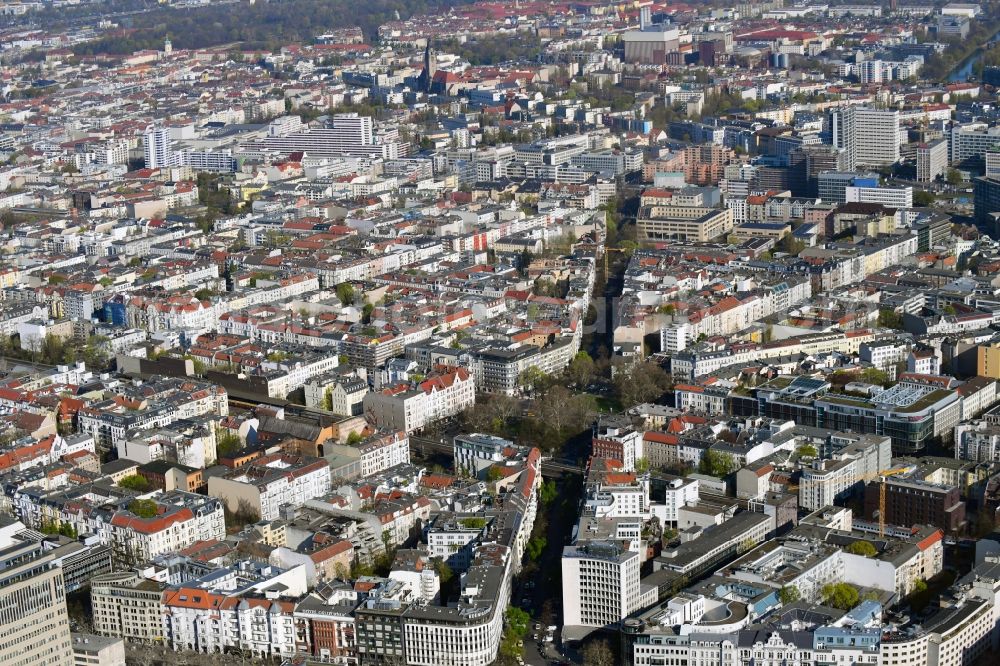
[{"xmin": 423, "ymin": 41, "xmax": 437, "ymax": 93}]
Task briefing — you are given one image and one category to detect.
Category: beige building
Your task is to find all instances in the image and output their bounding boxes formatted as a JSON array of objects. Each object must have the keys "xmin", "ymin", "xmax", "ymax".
[
  {"xmin": 637, "ymin": 206, "xmax": 733, "ymax": 242},
  {"xmin": 90, "ymin": 571, "xmax": 165, "ymax": 644},
  {"xmin": 71, "ymin": 633, "xmax": 126, "ymax": 666},
  {"xmin": 0, "ymin": 541, "xmax": 75, "ymax": 666},
  {"xmin": 978, "ymin": 342, "xmax": 1000, "ymax": 379}
]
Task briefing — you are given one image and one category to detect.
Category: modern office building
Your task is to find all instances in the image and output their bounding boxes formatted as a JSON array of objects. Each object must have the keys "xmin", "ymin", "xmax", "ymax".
[
  {"xmin": 830, "ymin": 106, "xmax": 900, "ymax": 168},
  {"xmin": 255, "ymin": 113, "xmax": 391, "ymax": 159},
  {"xmin": 950, "ymin": 122, "xmax": 1000, "ymax": 164},
  {"xmin": 754, "ymin": 376, "xmax": 961, "ymax": 455},
  {"xmin": 855, "ymin": 107, "xmax": 901, "ymax": 167},
  {"xmin": 0, "ymin": 541, "xmax": 75, "ymax": 666},
  {"xmin": 637, "ymin": 206, "xmax": 733, "ymax": 242},
  {"xmin": 845, "ymin": 184, "xmax": 913, "ymax": 208},
  {"xmin": 973, "ymin": 176, "xmax": 1000, "ymax": 225},
  {"xmin": 830, "ymin": 107, "xmax": 857, "ymax": 170},
  {"xmin": 917, "ymin": 139, "xmax": 949, "ymax": 182},
  {"xmin": 817, "ymin": 171, "xmax": 880, "ymax": 204},
  {"xmin": 562, "ymin": 541, "xmax": 654, "ymax": 637}
]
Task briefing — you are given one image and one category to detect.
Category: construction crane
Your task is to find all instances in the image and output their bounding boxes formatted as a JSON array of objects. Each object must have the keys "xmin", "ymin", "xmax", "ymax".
[
  {"xmin": 805, "ymin": 462, "xmax": 911, "ymax": 537},
  {"xmin": 861, "ymin": 467, "xmax": 910, "ymax": 538}
]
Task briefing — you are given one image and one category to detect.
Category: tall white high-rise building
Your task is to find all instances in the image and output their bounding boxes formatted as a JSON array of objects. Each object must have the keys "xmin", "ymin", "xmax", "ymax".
[
  {"xmin": 142, "ymin": 127, "xmax": 174, "ymax": 169},
  {"xmin": 830, "ymin": 106, "xmax": 857, "ymax": 171},
  {"xmin": 329, "ymin": 113, "xmax": 375, "ymax": 152},
  {"xmin": 855, "ymin": 107, "xmax": 900, "ymax": 167},
  {"xmin": 830, "ymin": 106, "xmax": 900, "ymax": 168}
]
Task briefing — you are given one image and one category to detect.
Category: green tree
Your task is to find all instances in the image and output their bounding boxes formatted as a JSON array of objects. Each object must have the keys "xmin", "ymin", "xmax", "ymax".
[
  {"xmin": 613, "ymin": 361, "xmax": 673, "ymax": 408},
  {"xmin": 526, "ymin": 535, "xmax": 547, "ymax": 560},
  {"xmin": 499, "ymin": 605, "xmax": 532, "ymax": 662},
  {"xmin": 128, "ymin": 499, "xmax": 158, "ymax": 519},
  {"xmin": 565, "ymin": 350, "xmax": 596, "ymax": 387},
  {"xmin": 518, "ymin": 366, "xmax": 550, "ymax": 395},
  {"xmin": 83, "ymin": 336, "xmax": 110, "ymax": 369},
  {"xmin": 821, "ymin": 582, "xmax": 860, "ymax": 610},
  {"xmin": 118, "ymin": 474, "xmax": 150, "ymax": 492},
  {"xmin": 539, "ymin": 479, "xmax": 558, "ymax": 506},
  {"xmin": 658, "ymin": 303, "xmax": 677, "ymax": 315},
  {"xmin": 215, "ymin": 427, "xmax": 242, "ymax": 459},
  {"xmin": 877, "ymin": 309, "xmax": 904, "ymax": 330},
  {"xmin": 347, "ymin": 431, "xmax": 364, "ymax": 445},
  {"xmin": 699, "ymin": 449, "xmax": 738, "ymax": 477},
  {"xmin": 846, "ymin": 540, "xmax": 878, "ymax": 557},
  {"xmin": 778, "ymin": 586, "xmax": 801, "ymax": 604},
  {"xmin": 946, "ymin": 169, "xmax": 963, "ymax": 186},
  {"xmin": 860, "ymin": 367, "xmax": 890, "ymax": 387},
  {"xmin": 335, "ymin": 282, "xmax": 356, "ymax": 306},
  {"xmin": 913, "ymin": 190, "xmax": 935, "ymax": 206},
  {"xmin": 796, "ymin": 444, "xmax": 818, "ymax": 458}
]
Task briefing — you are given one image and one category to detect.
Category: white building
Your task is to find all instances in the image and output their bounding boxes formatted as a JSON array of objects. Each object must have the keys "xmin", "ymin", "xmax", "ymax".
[
  {"xmin": 661, "ymin": 322, "xmax": 691, "ymax": 354},
  {"xmin": 917, "ymin": 139, "xmax": 949, "ymax": 183},
  {"xmin": 562, "ymin": 541, "xmax": 656, "ymax": 637},
  {"xmin": 354, "ymin": 430, "xmax": 411, "ymax": 478},
  {"xmin": 208, "ymin": 453, "xmax": 332, "ymax": 522},
  {"xmin": 845, "ymin": 185, "xmax": 913, "ymax": 209},
  {"xmin": 142, "ymin": 127, "xmax": 173, "ymax": 169},
  {"xmin": 651, "ymin": 477, "xmax": 700, "ymax": 525},
  {"xmin": 362, "ymin": 367, "xmax": 475, "ymax": 433}
]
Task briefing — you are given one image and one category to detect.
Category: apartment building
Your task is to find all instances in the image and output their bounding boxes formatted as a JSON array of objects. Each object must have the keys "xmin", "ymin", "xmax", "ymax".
[
  {"xmin": 104, "ymin": 492, "xmax": 227, "ymax": 564},
  {"xmin": 208, "ymin": 453, "xmax": 332, "ymax": 521},
  {"xmin": 592, "ymin": 418, "xmax": 644, "ymax": 472},
  {"xmin": 352, "ymin": 430, "xmax": 410, "ymax": 478},
  {"xmin": 90, "ymin": 572, "xmax": 166, "ymax": 644},
  {"xmin": 453, "ymin": 432, "xmax": 517, "ymax": 478},
  {"xmin": 304, "ymin": 374, "xmax": 368, "ymax": 414},
  {"xmin": 78, "ymin": 378, "xmax": 228, "ymax": 452},
  {"xmin": 362, "ymin": 366, "xmax": 475, "ymax": 433},
  {"xmin": 955, "ymin": 421, "xmax": 1000, "ymax": 463},
  {"xmin": 470, "ymin": 338, "xmax": 579, "ymax": 395},
  {"xmin": 583, "ymin": 460, "xmax": 651, "ymax": 520}
]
